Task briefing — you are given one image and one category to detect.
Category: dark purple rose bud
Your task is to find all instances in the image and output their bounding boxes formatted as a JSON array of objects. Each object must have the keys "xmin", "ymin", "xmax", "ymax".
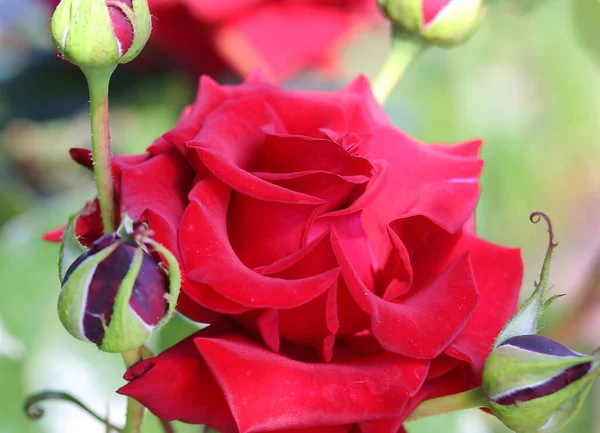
[
  {"xmin": 57, "ymin": 216, "xmax": 180, "ymax": 353},
  {"xmin": 482, "ymin": 334, "xmax": 599, "ymax": 433}
]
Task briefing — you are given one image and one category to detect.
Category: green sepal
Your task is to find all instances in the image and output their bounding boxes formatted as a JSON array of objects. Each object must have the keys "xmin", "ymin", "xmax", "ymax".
[
  {"xmin": 539, "ymin": 373, "xmax": 596, "ymax": 433},
  {"xmin": 51, "ymin": 0, "xmax": 121, "ymax": 69},
  {"xmin": 488, "ymin": 367, "xmax": 599, "ymax": 433},
  {"xmin": 58, "ymin": 214, "xmax": 87, "ymax": 284},
  {"xmin": 145, "ymin": 238, "xmax": 181, "ymax": 331},
  {"xmin": 494, "ymin": 213, "xmax": 557, "ymax": 347},
  {"xmin": 483, "ymin": 344, "xmax": 597, "ymax": 398},
  {"xmin": 116, "ymin": 213, "xmax": 135, "ymax": 240},
  {"xmin": 379, "ymin": 0, "xmax": 424, "ymax": 34},
  {"xmin": 379, "ymin": 0, "xmax": 484, "ymax": 47},
  {"xmin": 100, "ymin": 247, "xmax": 148, "ymax": 353},
  {"xmin": 421, "ymin": 0, "xmax": 484, "ymax": 46},
  {"xmin": 118, "ymin": 0, "xmax": 152, "ymax": 64},
  {"xmin": 57, "ymin": 242, "xmax": 120, "ymax": 342}
]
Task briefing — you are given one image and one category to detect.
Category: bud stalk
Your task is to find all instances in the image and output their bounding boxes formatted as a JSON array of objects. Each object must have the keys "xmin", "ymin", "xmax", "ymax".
[
  {"xmin": 85, "ymin": 67, "xmax": 116, "ymax": 233},
  {"xmin": 373, "ymin": 29, "xmax": 427, "ymax": 104}
]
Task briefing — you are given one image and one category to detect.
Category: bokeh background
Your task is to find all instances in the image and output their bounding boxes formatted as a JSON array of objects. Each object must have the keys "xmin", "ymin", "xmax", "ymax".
[{"xmin": 1, "ymin": 0, "xmax": 599, "ymax": 432}]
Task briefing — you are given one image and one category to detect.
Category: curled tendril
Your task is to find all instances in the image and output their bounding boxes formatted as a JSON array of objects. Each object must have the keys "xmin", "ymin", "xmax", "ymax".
[
  {"xmin": 529, "ymin": 211, "xmax": 559, "ymax": 307},
  {"xmin": 530, "ymin": 212, "xmax": 559, "ymax": 249},
  {"xmin": 24, "ymin": 391, "xmax": 123, "ymax": 432}
]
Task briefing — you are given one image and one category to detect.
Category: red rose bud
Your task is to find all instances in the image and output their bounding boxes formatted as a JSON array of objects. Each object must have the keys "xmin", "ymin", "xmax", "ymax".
[
  {"xmin": 57, "ymin": 216, "xmax": 181, "ymax": 353},
  {"xmin": 482, "ymin": 334, "xmax": 600, "ymax": 433},
  {"xmin": 51, "ymin": 0, "xmax": 151, "ymax": 69},
  {"xmin": 379, "ymin": 0, "xmax": 484, "ymax": 46}
]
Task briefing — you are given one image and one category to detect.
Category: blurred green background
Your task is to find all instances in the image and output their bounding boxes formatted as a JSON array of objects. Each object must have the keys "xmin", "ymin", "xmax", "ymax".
[{"xmin": 1, "ymin": 0, "xmax": 599, "ymax": 432}]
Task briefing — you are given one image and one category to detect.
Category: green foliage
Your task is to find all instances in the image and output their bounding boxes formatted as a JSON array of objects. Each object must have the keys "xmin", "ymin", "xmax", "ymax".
[{"xmin": 573, "ymin": 0, "xmax": 600, "ymax": 68}]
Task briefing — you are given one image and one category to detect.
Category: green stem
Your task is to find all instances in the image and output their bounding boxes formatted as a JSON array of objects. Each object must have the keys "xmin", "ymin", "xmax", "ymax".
[
  {"xmin": 372, "ymin": 29, "xmax": 427, "ymax": 105},
  {"xmin": 83, "ymin": 66, "xmax": 117, "ymax": 234},
  {"xmin": 121, "ymin": 349, "xmax": 145, "ymax": 433},
  {"xmin": 405, "ymin": 387, "xmax": 488, "ymax": 422}
]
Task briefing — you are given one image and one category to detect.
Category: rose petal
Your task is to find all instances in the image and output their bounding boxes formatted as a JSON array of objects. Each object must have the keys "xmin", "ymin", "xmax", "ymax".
[
  {"xmin": 332, "ymin": 228, "xmax": 479, "ymax": 359},
  {"xmin": 227, "ymin": 191, "xmax": 319, "ymax": 268},
  {"xmin": 430, "ymin": 140, "xmax": 482, "ymax": 158},
  {"xmin": 358, "ymin": 417, "xmax": 404, "ymax": 433},
  {"xmin": 69, "ymin": 148, "xmax": 93, "ymax": 169},
  {"xmin": 215, "ymin": 4, "xmax": 368, "ymax": 81},
  {"xmin": 181, "ymin": 274, "xmax": 253, "ymax": 315},
  {"xmin": 259, "ymin": 132, "xmax": 373, "ymax": 178},
  {"xmin": 207, "ymin": 75, "xmax": 372, "ymax": 138},
  {"xmin": 118, "ymin": 325, "xmax": 238, "ymax": 431},
  {"xmin": 187, "ymin": 98, "xmax": 326, "ymax": 206},
  {"xmin": 234, "ymin": 308, "xmax": 281, "ymax": 352},
  {"xmin": 423, "ymin": 0, "xmax": 454, "ymax": 26},
  {"xmin": 362, "ymin": 127, "xmax": 483, "ymax": 271},
  {"xmin": 181, "ymin": 177, "xmax": 340, "ymax": 309},
  {"xmin": 278, "ymin": 281, "xmax": 339, "ymax": 362},
  {"xmin": 120, "ymin": 149, "xmax": 193, "ymax": 251},
  {"xmin": 195, "ymin": 334, "xmax": 428, "ymax": 433},
  {"xmin": 176, "ymin": 290, "xmax": 224, "ymax": 324},
  {"xmin": 445, "ymin": 236, "xmax": 522, "ymax": 378},
  {"xmin": 341, "ymin": 76, "xmax": 390, "ymax": 128}
]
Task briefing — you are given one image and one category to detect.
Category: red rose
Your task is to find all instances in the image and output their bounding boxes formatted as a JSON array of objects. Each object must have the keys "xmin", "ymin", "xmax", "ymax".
[
  {"xmin": 48, "ymin": 73, "xmax": 523, "ymax": 432},
  {"xmin": 45, "ymin": 0, "xmax": 380, "ymax": 81}
]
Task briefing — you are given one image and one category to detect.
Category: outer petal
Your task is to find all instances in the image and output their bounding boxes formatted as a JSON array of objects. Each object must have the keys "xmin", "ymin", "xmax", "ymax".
[
  {"xmin": 195, "ymin": 334, "xmax": 429, "ymax": 433},
  {"xmin": 118, "ymin": 325, "xmax": 238, "ymax": 431},
  {"xmin": 341, "ymin": 76, "xmax": 391, "ymax": 128},
  {"xmin": 120, "ymin": 325, "xmax": 428, "ymax": 432},
  {"xmin": 199, "ymin": 74, "xmax": 375, "ymax": 139},
  {"xmin": 381, "ymin": 367, "xmax": 470, "ymax": 431}
]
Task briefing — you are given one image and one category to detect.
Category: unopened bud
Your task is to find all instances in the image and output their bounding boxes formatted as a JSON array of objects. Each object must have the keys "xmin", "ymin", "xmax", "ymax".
[
  {"xmin": 51, "ymin": 0, "xmax": 151, "ymax": 69},
  {"xmin": 483, "ymin": 334, "xmax": 600, "ymax": 433},
  {"xmin": 57, "ymin": 215, "xmax": 180, "ymax": 353},
  {"xmin": 379, "ymin": 0, "xmax": 484, "ymax": 46}
]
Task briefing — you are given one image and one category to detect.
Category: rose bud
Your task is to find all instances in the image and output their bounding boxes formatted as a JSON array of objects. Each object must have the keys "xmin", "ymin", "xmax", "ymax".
[
  {"xmin": 379, "ymin": 0, "xmax": 484, "ymax": 46},
  {"xmin": 57, "ymin": 216, "xmax": 180, "ymax": 353},
  {"xmin": 482, "ymin": 334, "xmax": 600, "ymax": 433},
  {"xmin": 51, "ymin": 0, "xmax": 151, "ymax": 69}
]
